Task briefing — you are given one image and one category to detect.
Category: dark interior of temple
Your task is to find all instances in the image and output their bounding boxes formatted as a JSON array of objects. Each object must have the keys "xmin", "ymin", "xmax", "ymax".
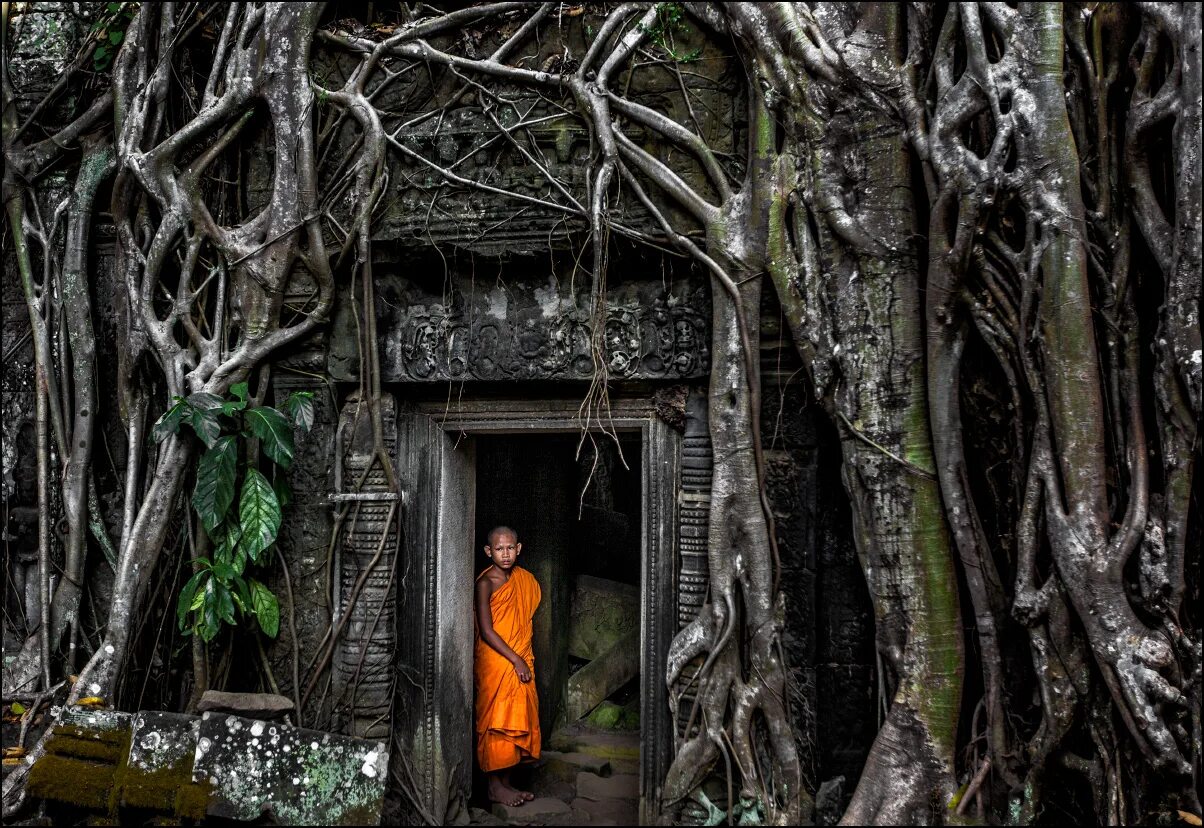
[
  {"xmin": 471, "ymin": 432, "xmax": 644, "ymax": 802},
  {"xmin": 474, "ymin": 431, "xmax": 643, "ymax": 731}
]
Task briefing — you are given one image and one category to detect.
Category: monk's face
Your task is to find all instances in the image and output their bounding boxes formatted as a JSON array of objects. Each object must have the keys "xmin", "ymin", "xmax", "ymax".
[{"xmin": 486, "ymin": 532, "xmax": 521, "ymax": 570}]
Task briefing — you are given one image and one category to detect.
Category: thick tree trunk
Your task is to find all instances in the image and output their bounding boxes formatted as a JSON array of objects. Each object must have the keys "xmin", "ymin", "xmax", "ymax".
[
  {"xmin": 824, "ymin": 128, "xmax": 962, "ymax": 824},
  {"xmin": 757, "ymin": 5, "xmax": 965, "ymax": 820}
]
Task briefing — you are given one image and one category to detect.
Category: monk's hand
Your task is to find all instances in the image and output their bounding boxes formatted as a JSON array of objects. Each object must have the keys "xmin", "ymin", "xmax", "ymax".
[{"xmin": 513, "ymin": 659, "xmax": 532, "ymax": 683}]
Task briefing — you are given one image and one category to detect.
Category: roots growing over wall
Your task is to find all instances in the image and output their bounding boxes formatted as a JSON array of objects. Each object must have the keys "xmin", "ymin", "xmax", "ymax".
[{"xmin": 3, "ymin": 3, "xmax": 1200, "ymax": 824}]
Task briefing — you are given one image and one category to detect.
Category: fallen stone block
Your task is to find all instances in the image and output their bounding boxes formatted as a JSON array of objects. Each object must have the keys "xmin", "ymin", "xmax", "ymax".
[
  {"xmin": 537, "ymin": 750, "xmax": 612, "ymax": 780},
  {"xmin": 194, "ymin": 712, "xmax": 388, "ymax": 825},
  {"xmin": 26, "ymin": 707, "xmax": 134, "ymax": 812},
  {"xmin": 815, "ymin": 775, "xmax": 846, "ymax": 826},
  {"xmin": 26, "ymin": 706, "xmax": 387, "ymax": 826},
  {"xmin": 123, "ymin": 711, "xmax": 209, "ymax": 819},
  {"xmin": 468, "ymin": 806, "xmax": 508, "ymax": 825},
  {"xmin": 197, "ymin": 690, "xmax": 294, "ymax": 720},
  {"xmin": 567, "ymin": 575, "xmax": 639, "ymax": 661},
  {"xmin": 571, "ymin": 796, "xmax": 641, "ymax": 826},
  {"xmin": 563, "ymin": 629, "xmax": 639, "ymax": 724},
  {"xmin": 547, "ymin": 725, "xmax": 640, "ymax": 762}
]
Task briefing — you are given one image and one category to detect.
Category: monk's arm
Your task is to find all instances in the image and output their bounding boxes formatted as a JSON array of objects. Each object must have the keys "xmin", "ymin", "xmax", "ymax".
[{"xmin": 475, "ymin": 578, "xmax": 531, "ymax": 681}]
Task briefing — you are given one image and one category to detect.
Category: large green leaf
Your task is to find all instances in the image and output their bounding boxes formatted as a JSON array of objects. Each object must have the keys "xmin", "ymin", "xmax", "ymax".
[
  {"xmin": 177, "ymin": 570, "xmax": 208, "ymax": 632},
  {"xmin": 189, "ymin": 412, "xmax": 220, "ymax": 448},
  {"xmin": 215, "ymin": 581, "xmax": 236, "ymax": 625},
  {"xmin": 201, "ymin": 579, "xmax": 220, "ymax": 642},
  {"xmin": 212, "ymin": 522, "xmax": 241, "ymax": 565},
  {"xmin": 283, "ymin": 391, "xmax": 315, "ymax": 433},
  {"xmin": 222, "ymin": 382, "xmax": 250, "ymax": 416},
  {"xmin": 232, "ymin": 575, "xmax": 251, "ymax": 613},
  {"xmin": 193, "ymin": 436, "xmax": 238, "ymax": 531},
  {"xmin": 239, "ymin": 468, "xmax": 281, "ymax": 563},
  {"xmin": 250, "ymin": 579, "xmax": 280, "ymax": 638},
  {"xmin": 245, "ymin": 406, "xmax": 295, "ymax": 469},
  {"xmin": 226, "ymin": 525, "xmax": 248, "ymax": 576},
  {"xmin": 152, "ymin": 397, "xmax": 189, "ymax": 443}
]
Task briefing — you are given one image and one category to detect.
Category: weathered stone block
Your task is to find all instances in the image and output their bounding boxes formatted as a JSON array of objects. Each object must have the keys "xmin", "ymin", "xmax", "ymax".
[
  {"xmin": 585, "ymin": 700, "xmax": 623, "ymax": 730},
  {"xmin": 564, "ymin": 635, "xmax": 639, "ymax": 725},
  {"xmin": 570, "ymin": 796, "xmax": 640, "ymax": 826},
  {"xmin": 124, "ymin": 711, "xmax": 209, "ymax": 819},
  {"xmin": 815, "ymin": 775, "xmax": 846, "ymax": 826},
  {"xmin": 26, "ymin": 708, "xmax": 133, "ymax": 813},
  {"xmin": 567, "ymin": 575, "xmax": 639, "ymax": 661},
  {"xmin": 193, "ymin": 712, "xmax": 388, "ymax": 826},
  {"xmin": 468, "ymin": 806, "xmax": 508, "ymax": 825},
  {"xmin": 547, "ymin": 726, "xmax": 640, "ymax": 763},
  {"xmin": 537, "ymin": 750, "xmax": 612, "ymax": 780},
  {"xmin": 197, "ymin": 691, "xmax": 294, "ymax": 720}
]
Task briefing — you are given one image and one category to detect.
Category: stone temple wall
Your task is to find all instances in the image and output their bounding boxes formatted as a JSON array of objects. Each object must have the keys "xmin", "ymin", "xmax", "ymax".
[{"xmin": 0, "ymin": 3, "xmax": 877, "ymax": 813}]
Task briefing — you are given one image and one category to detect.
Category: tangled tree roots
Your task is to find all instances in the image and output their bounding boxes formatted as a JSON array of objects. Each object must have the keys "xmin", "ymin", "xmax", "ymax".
[{"xmin": 2, "ymin": 3, "xmax": 1200, "ymax": 824}]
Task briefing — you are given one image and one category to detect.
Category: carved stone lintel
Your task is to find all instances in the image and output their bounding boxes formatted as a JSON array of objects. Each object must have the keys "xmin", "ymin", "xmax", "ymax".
[{"xmin": 328, "ymin": 272, "xmax": 711, "ymax": 384}]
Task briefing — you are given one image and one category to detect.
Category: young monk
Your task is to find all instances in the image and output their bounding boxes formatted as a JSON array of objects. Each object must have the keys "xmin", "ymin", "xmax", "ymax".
[{"xmin": 475, "ymin": 525, "xmax": 542, "ymax": 808}]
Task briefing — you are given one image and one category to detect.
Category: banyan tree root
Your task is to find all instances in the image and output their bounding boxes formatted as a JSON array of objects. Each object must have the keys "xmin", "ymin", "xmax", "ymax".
[
  {"xmin": 4, "ymin": 3, "xmax": 333, "ymax": 814},
  {"xmin": 3, "ymin": 3, "xmax": 1200, "ymax": 825}
]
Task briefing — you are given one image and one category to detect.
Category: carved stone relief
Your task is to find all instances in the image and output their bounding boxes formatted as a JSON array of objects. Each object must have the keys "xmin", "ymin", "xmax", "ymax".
[
  {"xmin": 330, "ymin": 392, "xmax": 399, "ymax": 740},
  {"xmin": 329, "ymin": 272, "xmax": 711, "ymax": 384},
  {"xmin": 678, "ymin": 389, "xmax": 712, "ymax": 630}
]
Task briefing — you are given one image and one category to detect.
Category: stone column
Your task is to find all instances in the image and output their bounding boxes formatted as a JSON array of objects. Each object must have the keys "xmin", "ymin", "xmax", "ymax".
[{"xmin": 329, "ymin": 392, "xmax": 399, "ymax": 740}]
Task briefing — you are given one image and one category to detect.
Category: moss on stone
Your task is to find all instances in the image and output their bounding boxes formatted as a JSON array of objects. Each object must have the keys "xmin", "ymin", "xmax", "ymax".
[
  {"xmin": 588, "ymin": 701, "xmax": 622, "ymax": 729},
  {"xmin": 27, "ymin": 755, "xmax": 120, "ymax": 812}
]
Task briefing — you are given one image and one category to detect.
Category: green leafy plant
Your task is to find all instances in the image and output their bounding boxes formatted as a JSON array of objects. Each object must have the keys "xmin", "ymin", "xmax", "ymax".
[
  {"xmin": 152, "ymin": 382, "xmax": 314, "ymax": 643},
  {"xmin": 636, "ymin": 3, "xmax": 703, "ymax": 64},
  {"xmin": 90, "ymin": 2, "xmax": 138, "ymax": 73}
]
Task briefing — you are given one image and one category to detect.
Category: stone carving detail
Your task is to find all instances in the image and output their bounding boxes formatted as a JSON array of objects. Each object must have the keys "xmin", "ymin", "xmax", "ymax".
[
  {"xmin": 328, "ymin": 273, "xmax": 711, "ymax": 384},
  {"xmin": 331, "ymin": 393, "xmax": 399, "ymax": 740},
  {"xmin": 678, "ymin": 389, "xmax": 712, "ymax": 630},
  {"xmin": 675, "ymin": 389, "xmax": 711, "ymax": 744}
]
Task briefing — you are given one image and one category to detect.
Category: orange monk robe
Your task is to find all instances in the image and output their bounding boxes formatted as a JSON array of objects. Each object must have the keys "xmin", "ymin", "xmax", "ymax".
[{"xmin": 475, "ymin": 565, "xmax": 542, "ymax": 772}]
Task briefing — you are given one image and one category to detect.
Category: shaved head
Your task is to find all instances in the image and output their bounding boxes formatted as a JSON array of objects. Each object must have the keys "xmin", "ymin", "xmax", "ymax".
[{"xmin": 487, "ymin": 525, "xmax": 518, "ymax": 547}]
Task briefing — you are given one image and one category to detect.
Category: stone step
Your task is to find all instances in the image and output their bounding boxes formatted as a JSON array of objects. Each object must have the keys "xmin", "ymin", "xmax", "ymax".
[
  {"xmin": 527, "ymin": 774, "xmax": 575, "ymax": 803},
  {"xmin": 537, "ymin": 750, "xmax": 612, "ymax": 779},
  {"xmin": 490, "ymin": 796, "xmax": 571, "ymax": 824},
  {"xmin": 571, "ymin": 796, "xmax": 641, "ymax": 825},
  {"xmin": 468, "ymin": 806, "xmax": 508, "ymax": 825},
  {"xmin": 547, "ymin": 728, "xmax": 640, "ymax": 763},
  {"xmin": 576, "ymin": 772, "xmax": 640, "ymax": 801}
]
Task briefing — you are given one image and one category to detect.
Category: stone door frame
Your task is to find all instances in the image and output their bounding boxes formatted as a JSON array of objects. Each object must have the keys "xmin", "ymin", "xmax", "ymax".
[{"xmin": 396, "ymin": 397, "xmax": 680, "ymax": 824}]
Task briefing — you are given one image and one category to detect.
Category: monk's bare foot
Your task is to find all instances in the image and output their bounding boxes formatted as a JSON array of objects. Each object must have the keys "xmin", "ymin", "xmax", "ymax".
[
  {"xmin": 486, "ymin": 776, "xmax": 525, "ymax": 808},
  {"xmin": 501, "ymin": 769, "xmax": 535, "ymax": 802}
]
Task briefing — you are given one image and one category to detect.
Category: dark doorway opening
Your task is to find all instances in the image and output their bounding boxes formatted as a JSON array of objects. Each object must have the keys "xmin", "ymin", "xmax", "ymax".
[{"xmin": 470, "ymin": 431, "xmax": 643, "ymax": 812}]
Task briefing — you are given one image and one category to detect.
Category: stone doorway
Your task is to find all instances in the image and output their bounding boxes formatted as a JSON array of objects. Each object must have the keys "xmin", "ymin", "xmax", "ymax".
[
  {"xmin": 469, "ymin": 433, "xmax": 642, "ymax": 823},
  {"xmin": 395, "ymin": 398, "xmax": 679, "ymax": 825}
]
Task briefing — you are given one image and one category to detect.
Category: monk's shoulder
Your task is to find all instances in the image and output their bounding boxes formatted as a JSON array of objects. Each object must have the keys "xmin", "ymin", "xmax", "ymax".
[
  {"xmin": 516, "ymin": 566, "xmax": 541, "ymax": 590},
  {"xmin": 476, "ymin": 570, "xmax": 499, "ymax": 598}
]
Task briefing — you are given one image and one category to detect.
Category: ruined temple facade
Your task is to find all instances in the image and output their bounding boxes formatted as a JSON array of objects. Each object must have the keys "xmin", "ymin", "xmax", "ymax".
[
  {"xmin": 268, "ymin": 247, "xmax": 876, "ymax": 821},
  {"xmin": 0, "ymin": 6, "xmax": 876, "ymax": 823},
  {"xmin": 254, "ymin": 28, "xmax": 877, "ymax": 818}
]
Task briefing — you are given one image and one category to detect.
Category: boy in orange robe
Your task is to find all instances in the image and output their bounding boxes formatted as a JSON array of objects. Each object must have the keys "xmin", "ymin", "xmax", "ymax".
[{"xmin": 475, "ymin": 526, "xmax": 541, "ymax": 808}]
